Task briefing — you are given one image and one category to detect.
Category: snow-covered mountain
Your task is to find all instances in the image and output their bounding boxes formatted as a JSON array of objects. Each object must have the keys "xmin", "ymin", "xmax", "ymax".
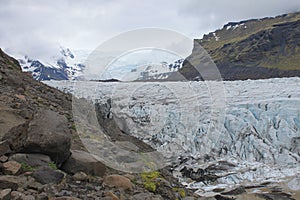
[
  {"xmin": 126, "ymin": 59, "xmax": 184, "ymax": 81},
  {"xmin": 45, "ymin": 77, "xmax": 300, "ymax": 196},
  {"xmin": 17, "ymin": 47, "xmax": 88, "ymax": 81}
]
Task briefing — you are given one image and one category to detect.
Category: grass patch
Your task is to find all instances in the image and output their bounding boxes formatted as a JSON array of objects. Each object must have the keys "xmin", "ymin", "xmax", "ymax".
[
  {"xmin": 48, "ymin": 162, "xmax": 58, "ymax": 170},
  {"xmin": 20, "ymin": 162, "xmax": 35, "ymax": 172},
  {"xmin": 173, "ymin": 188, "xmax": 186, "ymax": 198},
  {"xmin": 140, "ymin": 171, "xmax": 161, "ymax": 192}
]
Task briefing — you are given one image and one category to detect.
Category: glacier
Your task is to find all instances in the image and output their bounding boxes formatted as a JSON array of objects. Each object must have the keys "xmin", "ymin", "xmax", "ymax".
[{"xmin": 45, "ymin": 77, "xmax": 300, "ymax": 196}]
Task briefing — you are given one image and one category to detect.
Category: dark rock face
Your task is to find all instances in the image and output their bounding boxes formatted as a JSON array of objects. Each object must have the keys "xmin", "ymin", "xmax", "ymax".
[{"xmin": 181, "ymin": 12, "xmax": 300, "ymax": 81}]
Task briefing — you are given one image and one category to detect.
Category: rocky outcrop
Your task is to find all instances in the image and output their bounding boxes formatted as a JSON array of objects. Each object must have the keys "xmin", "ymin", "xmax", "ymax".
[{"xmin": 181, "ymin": 12, "xmax": 300, "ymax": 80}]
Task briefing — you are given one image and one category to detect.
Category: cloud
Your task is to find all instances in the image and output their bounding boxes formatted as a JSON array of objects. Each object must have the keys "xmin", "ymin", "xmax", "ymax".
[{"xmin": 0, "ymin": 0, "xmax": 299, "ymax": 60}]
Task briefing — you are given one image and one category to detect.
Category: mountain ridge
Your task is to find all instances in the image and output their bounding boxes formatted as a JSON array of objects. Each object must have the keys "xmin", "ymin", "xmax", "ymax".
[{"xmin": 180, "ymin": 11, "xmax": 300, "ymax": 80}]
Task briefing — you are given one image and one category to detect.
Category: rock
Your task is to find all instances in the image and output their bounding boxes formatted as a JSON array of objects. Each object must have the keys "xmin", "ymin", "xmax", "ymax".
[
  {"xmin": 0, "ymin": 175, "xmax": 26, "ymax": 190},
  {"xmin": 57, "ymin": 190, "xmax": 73, "ymax": 197},
  {"xmin": 25, "ymin": 110, "xmax": 71, "ymax": 166},
  {"xmin": 32, "ymin": 166, "xmax": 64, "ymax": 185},
  {"xmin": 256, "ymin": 192, "xmax": 295, "ymax": 200},
  {"xmin": 0, "ymin": 140, "xmax": 11, "ymax": 156},
  {"xmin": 214, "ymin": 195, "xmax": 236, "ymax": 200},
  {"xmin": 15, "ymin": 94, "xmax": 26, "ymax": 101},
  {"xmin": 11, "ymin": 191, "xmax": 26, "ymax": 200},
  {"xmin": 19, "ymin": 110, "xmax": 33, "ymax": 120},
  {"xmin": 132, "ymin": 193, "xmax": 162, "ymax": 200},
  {"xmin": 0, "ymin": 155, "xmax": 8, "ymax": 163},
  {"xmin": 6, "ymin": 110, "xmax": 71, "ymax": 166},
  {"xmin": 3, "ymin": 161, "xmax": 22, "ymax": 175},
  {"xmin": 10, "ymin": 153, "xmax": 51, "ymax": 168},
  {"xmin": 0, "ymin": 105, "xmax": 25, "ymax": 140},
  {"xmin": 221, "ymin": 186, "xmax": 246, "ymax": 195},
  {"xmin": 23, "ymin": 195, "xmax": 35, "ymax": 200},
  {"xmin": 61, "ymin": 150, "xmax": 106, "ymax": 176},
  {"xmin": 10, "ymin": 191, "xmax": 35, "ymax": 200},
  {"xmin": 290, "ymin": 137, "xmax": 300, "ymax": 155},
  {"xmin": 36, "ymin": 192, "xmax": 47, "ymax": 200},
  {"xmin": 25, "ymin": 177, "xmax": 44, "ymax": 192},
  {"xmin": 123, "ymin": 174, "xmax": 135, "ymax": 181},
  {"xmin": 49, "ymin": 197, "xmax": 81, "ymax": 200},
  {"xmin": 212, "ymin": 188, "xmax": 226, "ymax": 193},
  {"xmin": 154, "ymin": 178, "xmax": 176, "ymax": 199},
  {"xmin": 103, "ymin": 175, "xmax": 133, "ymax": 190},
  {"xmin": 105, "ymin": 191, "xmax": 119, "ymax": 200},
  {"xmin": 73, "ymin": 172, "xmax": 88, "ymax": 181},
  {"xmin": 0, "ymin": 189, "xmax": 11, "ymax": 200}
]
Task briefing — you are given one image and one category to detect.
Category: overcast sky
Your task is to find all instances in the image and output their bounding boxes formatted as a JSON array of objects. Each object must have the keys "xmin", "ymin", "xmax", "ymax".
[{"xmin": 1, "ymin": 0, "xmax": 300, "ymax": 60}]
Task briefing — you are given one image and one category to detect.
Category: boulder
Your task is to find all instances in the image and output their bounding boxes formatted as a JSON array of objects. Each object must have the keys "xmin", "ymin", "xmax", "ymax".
[
  {"xmin": 10, "ymin": 153, "xmax": 51, "ymax": 168},
  {"xmin": 0, "ymin": 105, "xmax": 25, "ymax": 140},
  {"xmin": 0, "ymin": 156, "xmax": 8, "ymax": 163},
  {"xmin": 72, "ymin": 172, "xmax": 88, "ymax": 181},
  {"xmin": 6, "ymin": 110, "xmax": 71, "ymax": 166},
  {"xmin": 0, "ymin": 140, "xmax": 11, "ymax": 156},
  {"xmin": 104, "ymin": 191, "xmax": 119, "ymax": 200},
  {"xmin": 132, "ymin": 193, "xmax": 162, "ymax": 200},
  {"xmin": 49, "ymin": 197, "xmax": 81, "ymax": 200},
  {"xmin": 103, "ymin": 174, "xmax": 133, "ymax": 190},
  {"xmin": 61, "ymin": 150, "xmax": 106, "ymax": 176},
  {"xmin": 32, "ymin": 166, "xmax": 64, "ymax": 185},
  {"xmin": 221, "ymin": 186, "xmax": 246, "ymax": 195},
  {"xmin": 0, "ymin": 175, "xmax": 26, "ymax": 190},
  {"xmin": 0, "ymin": 188, "xmax": 11, "ymax": 200},
  {"xmin": 25, "ymin": 110, "xmax": 71, "ymax": 165},
  {"xmin": 3, "ymin": 161, "xmax": 22, "ymax": 175},
  {"xmin": 10, "ymin": 191, "xmax": 27, "ymax": 200}
]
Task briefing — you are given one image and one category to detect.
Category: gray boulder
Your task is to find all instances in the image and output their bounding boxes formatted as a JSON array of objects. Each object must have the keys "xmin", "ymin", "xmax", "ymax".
[
  {"xmin": 32, "ymin": 166, "xmax": 64, "ymax": 185},
  {"xmin": 0, "ymin": 175, "xmax": 26, "ymax": 190},
  {"xmin": 0, "ymin": 105, "xmax": 25, "ymax": 140},
  {"xmin": 5, "ymin": 110, "xmax": 71, "ymax": 166},
  {"xmin": 61, "ymin": 150, "xmax": 106, "ymax": 176},
  {"xmin": 0, "ymin": 140, "xmax": 11, "ymax": 156},
  {"xmin": 9, "ymin": 153, "xmax": 51, "ymax": 168}
]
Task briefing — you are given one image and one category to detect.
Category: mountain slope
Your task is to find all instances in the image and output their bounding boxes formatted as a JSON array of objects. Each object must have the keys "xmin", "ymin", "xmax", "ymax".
[{"xmin": 181, "ymin": 12, "xmax": 300, "ymax": 80}]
